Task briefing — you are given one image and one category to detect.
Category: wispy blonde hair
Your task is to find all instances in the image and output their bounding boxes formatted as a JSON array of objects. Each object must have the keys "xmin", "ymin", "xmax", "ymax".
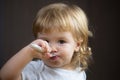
[{"xmin": 33, "ymin": 3, "xmax": 92, "ymax": 70}]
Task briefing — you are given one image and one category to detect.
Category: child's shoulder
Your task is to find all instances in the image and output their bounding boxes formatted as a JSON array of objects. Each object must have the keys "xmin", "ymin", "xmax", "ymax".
[{"xmin": 23, "ymin": 60, "xmax": 44, "ymax": 71}]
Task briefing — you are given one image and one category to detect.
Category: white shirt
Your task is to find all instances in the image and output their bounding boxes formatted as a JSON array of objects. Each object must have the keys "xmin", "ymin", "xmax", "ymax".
[{"xmin": 22, "ymin": 60, "xmax": 86, "ymax": 80}]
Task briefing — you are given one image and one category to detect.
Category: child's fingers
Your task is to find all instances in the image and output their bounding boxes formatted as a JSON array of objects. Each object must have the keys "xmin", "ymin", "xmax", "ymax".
[{"xmin": 29, "ymin": 39, "xmax": 52, "ymax": 59}]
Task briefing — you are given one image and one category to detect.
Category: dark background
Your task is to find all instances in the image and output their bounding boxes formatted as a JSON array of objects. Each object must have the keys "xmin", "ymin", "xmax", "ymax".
[{"xmin": 0, "ymin": 0, "xmax": 119, "ymax": 80}]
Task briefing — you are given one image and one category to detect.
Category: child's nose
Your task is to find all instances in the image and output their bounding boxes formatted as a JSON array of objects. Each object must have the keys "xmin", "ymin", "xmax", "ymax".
[{"xmin": 49, "ymin": 43, "xmax": 57, "ymax": 52}]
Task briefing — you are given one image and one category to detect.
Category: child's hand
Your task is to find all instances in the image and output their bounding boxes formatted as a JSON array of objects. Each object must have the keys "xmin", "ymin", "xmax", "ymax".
[{"xmin": 29, "ymin": 39, "xmax": 51, "ymax": 59}]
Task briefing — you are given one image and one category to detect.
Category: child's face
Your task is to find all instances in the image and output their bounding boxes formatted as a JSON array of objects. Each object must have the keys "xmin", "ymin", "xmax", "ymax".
[{"xmin": 37, "ymin": 31, "xmax": 80, "ymax": 70}]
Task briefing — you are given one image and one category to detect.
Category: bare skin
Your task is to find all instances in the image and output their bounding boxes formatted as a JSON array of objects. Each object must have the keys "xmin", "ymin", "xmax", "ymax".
[{"xmin": 0, "ymin": 40, "xmax": 51, "ymax": 80}]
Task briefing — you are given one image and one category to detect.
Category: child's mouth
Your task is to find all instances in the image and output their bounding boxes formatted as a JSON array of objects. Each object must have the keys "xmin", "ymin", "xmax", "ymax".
[{"xmin": 50, "ymin": 54, "xmax": 59, "ymax": 60}]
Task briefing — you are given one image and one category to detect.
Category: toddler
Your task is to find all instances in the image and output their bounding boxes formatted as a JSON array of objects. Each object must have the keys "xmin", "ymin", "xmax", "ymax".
[{"xmin": 0, "ymin": 3, "xmax": 92, "ymax": 80}]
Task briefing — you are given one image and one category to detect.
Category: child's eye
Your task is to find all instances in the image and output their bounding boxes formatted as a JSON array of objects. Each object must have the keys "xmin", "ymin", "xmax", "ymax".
[
  {"xmin": 44, "ymin": 40, "xmax": 49, "ymax": 43},
  {"xmin": 58, "ymin": 40, "xmax": 66, "ymax": 44}
]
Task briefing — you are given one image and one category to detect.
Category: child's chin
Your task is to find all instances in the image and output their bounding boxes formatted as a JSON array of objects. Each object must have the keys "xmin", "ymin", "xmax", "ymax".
[{"xmin": 47, "ymin": 62, "xmax": 63, "ymax": 68}]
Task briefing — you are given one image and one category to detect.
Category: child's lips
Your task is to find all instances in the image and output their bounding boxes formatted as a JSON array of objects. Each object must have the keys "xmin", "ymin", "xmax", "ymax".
[{"xmin": 50, "ymin": 55, "xmax": 59, "ymax": 60}]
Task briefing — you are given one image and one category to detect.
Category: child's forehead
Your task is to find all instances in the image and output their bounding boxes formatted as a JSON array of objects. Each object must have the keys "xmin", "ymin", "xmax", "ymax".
[
  {"xmin": 37, "ymin": 31, "xmax": 74, "ymax": 39},
  {"xmin": 36, "ymin": 25, "xmax": 78, "ymax": 39},
  {"xmin": 38, "ymin": 30, "xmax": 70, "ymax": 35}
]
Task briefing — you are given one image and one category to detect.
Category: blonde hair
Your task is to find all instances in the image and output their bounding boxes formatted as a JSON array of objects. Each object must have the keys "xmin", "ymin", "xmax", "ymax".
[{"xmin": 33, "ymin": 3, "xmax": 92, "ymax": 70}]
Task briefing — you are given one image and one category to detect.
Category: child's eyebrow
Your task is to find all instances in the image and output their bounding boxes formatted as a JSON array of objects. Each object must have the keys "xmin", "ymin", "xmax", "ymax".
[{"xmin": 37, "ymin": 37, "xmax": 48, "ymax": 40}]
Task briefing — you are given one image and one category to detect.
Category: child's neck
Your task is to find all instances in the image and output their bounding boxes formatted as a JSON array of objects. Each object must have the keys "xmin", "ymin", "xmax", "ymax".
[{"xmin": 60, "ymin": 64, "xmax": 76, "ymax": 70}]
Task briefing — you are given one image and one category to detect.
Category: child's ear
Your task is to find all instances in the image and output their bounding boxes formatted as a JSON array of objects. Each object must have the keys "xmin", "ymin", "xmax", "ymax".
[{"xmin": 74, "ymin": 38, "xmax": 83, "ymax": 52}]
